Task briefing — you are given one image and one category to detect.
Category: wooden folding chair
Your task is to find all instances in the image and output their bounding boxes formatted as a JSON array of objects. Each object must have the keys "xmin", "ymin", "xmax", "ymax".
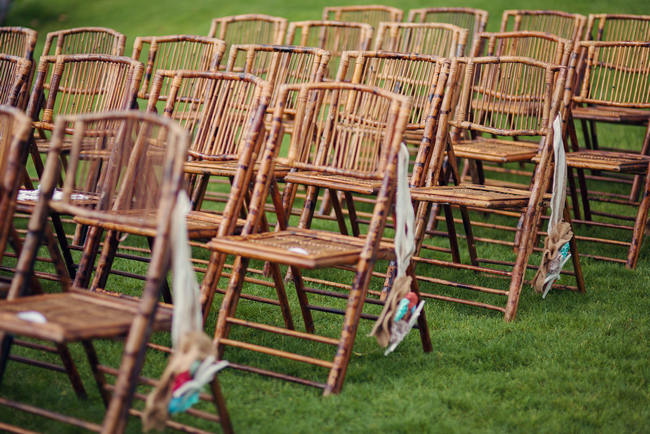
[
  {"xmin": 408, "ymin": 7, "xmax": 488, "ymax": 55},
  {"xmin": 0, "ymin": 106, "xmax": 32, "ymax": 294},
  {"xmin": 132, "ymin": 34, "xmax": 226, "ymax": 105},
  {"xmin": 286, "ymin": 20, "xmax": 373, "ymax": 78},
  {"xmin": 500, "ymin": 10, "xmax": 586, "ymax": 44},
  {"xmin": 374, "ymin": 22, "xmax": 468, "ymax": 57},
  {"xmin": 0, "ymin": 110, "xmax": 233, "ymax": 433},
  {"xmin": 202, "ymin": 82, "xmax": 433, "ymax": 395},
  {"xmin": 42, "ymin": 27, "xmax": 126, "ymax": 56},
  {"xmin": 559, "ymin": 41, "xmax": 650, "ymax": 269},
  {"xmin": 0, "ymin": 26, "xmax": 38, "ymax": 109},
  {"xmin": 322, "ymin": 5, "xmax": 403, "ymax": 29},
  {"xmin": 406, "ymin": 57, "xmax": 584, "ymax": 321},
  {"xmin": 78, "ymin": 71, "xmax": 270, "ymax": 307}
]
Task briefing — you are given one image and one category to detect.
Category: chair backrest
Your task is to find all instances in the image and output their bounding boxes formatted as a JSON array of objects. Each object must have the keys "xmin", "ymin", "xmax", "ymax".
[
  {"xmin": 0, "ymin": 106, "xmax": 31, "ymax": 265},
  {"xmin": 570, "ymin": 41, "xmax": 650, "ymax": 110},
  {"xmin": 282, "ymin": 82, "xmax": 411, "ymax": 180},
  {"xmin": 148, "ymin": 70, "xmax": 271, "ymax": 162},
  {"xmin": 0, "ymin": 54, "xmax": 32, "ymax": 106},
  {"xmin": 286, "ymin": 20, "xmax": 373, "ymax": 76},
  {"xmin": 408, "ymin": 7, "xmax": 488, "ymax": 55},
  {"xmin": 500, "ymin": 10, "xmax": 586, "ymax": 43},
  {"xmin": 336, "ymin": 51, "xmax": 450, "ymax": 154},
  {"xmin": 244, "ymin": 81, "xmax": 411, "ymax": 236},
  {"xmin": 226, "ymin": 44, "xmax": 330, "ymax": 112},
  {"xmin": 0, "ymin": 26, "xmax": 37, "ymax": 59},
  {"xmin": 374, "ymin": 22, "xmax": 468, "ymax": 57},
  {"xmin": 322, "ymin": 5, "xmax": 403, "ymax": 28},
  {"xmin": 42, "ymin": 27, "xmax": 126, "ymax": 56},
  {"xmin": 471, "ymin": 31, "xmax": 572, "ymax": 67},
  {"xmin": 132, "ymin": 35, "xmax": 226, "ymax": 102},
  {"xmin": 585, "ymin": 14, "xmax": 650, "ymax": 42},
  {"xmin": 26, "ymin": 54, "xmax": 143, "ymax": 131},
  {"xmin": 430, "ymin": 56, "xmax": 566, "ymax": 185},
  {"xmin": 208, "ymin": 14, "xmax": 287, "ymax": 46}
]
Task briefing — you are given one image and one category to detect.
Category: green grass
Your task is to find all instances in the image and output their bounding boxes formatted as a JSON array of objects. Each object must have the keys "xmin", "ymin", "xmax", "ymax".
[{"xmin": 2, "ymin": 0, "xmax": 650, "ymax": 433}]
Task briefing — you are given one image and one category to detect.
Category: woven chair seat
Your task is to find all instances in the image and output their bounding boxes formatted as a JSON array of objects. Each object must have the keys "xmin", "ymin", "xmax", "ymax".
[
  {"xmin": 283, "ymin": 171, "xmax": 383, "ymax": 194},
  {"xmin": 184, "ymin": 160, "xmax": 292, "ymax": 178},
  {"xmin": 453, "ymin": 137, "xmax": 539, "ymax": 163},
  {"xmin": 207, "ymin": 227, "xmax": 394, "ymax": 269},
  {"xmin": 410, "ymin": 183, "xmax": 537, "ymax": 209},
  {"xmin": 74, "ymin": 209, "xmax": 232, "ymax": 238},
  {"xmin": 571, "ymin": 105, "xmax": 650, "ymax": 124},
  {"xmin": 532, "ymin": 150, "xmax": 650, "ymax": 173},
  {"xmin": 0, "ymin": 289, "xmax": 172, "ymax": 343}
]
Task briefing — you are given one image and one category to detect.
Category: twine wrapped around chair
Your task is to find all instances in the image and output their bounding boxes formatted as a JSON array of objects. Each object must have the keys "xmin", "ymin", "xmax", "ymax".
[
  {"xmin": 143, "ymin": 191, "xmax": 228, "ymax": 431},
  {"xmin": 370, "ymin": 143, "xmax": 424, "ymax": 352},
  {"xmin": 532, "ymin": 115, "xmax": 573, "ymax": 297}
]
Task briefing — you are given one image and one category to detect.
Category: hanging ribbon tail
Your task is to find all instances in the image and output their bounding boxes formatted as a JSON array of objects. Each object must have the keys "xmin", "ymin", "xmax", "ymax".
[
  {"xmin": 384, "ymin": 300, "xmax": 425, "ymax": 356},
  {"xmin": 371, "ymin": 143, "xmax": 422, "ymax": 352},
  {"xmin": 142, "ymin": 332, "xmax": 222, "ymax": 431},
  {"xmin": 532, "ymin": 222, "xmax": 573, "ymax": 296},
  {"xmin": 143, "ymin": 192, "xmax": 228, "ymax": 430},
  {"xmin": 533, "ymin": 115, "xmax": 573, "ymax": 298}
]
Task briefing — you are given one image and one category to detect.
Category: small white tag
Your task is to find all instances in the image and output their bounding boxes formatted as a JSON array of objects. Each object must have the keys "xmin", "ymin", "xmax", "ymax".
[
  {"xmin": 17, "ymin": 311, "xmax": 47, "ymax": 323},
  {"xmin": 288, "ymin": 247, "xmax": 309, "ymax": 255}
]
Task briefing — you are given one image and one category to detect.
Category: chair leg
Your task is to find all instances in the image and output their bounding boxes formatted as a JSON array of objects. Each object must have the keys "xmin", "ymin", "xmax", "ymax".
[
  {"xmin": 147, "ymin": 237, "xmax": 172, "ymax": 304},
  {"xmin": 214, "ymin": 256, "xmax": 250, "ymax": 359},
  {"xmin": 564, "ymin": 206, "xmax": 586, "ymax": 293},
  {"xmin": 441, "ymin": 204, "xmax": 461, "ymax": 263},
  {"xmin": 74, "ymin": 226, "xmax": 104, "ymax": 288},
  {"xmin": 209, "ymin": 376, "xmax": 233, "ymax": 434},
  {"xmin": 55, "ymin": 343, "xmax": 88, "ymax": 399},
  {"xmin": 458, "ymin": 205, "xmax": 479, "ymax": 266},
  {"xmin": 82, "ymin": 340, "xmax": 111, "ymax": 407},
  {"xmin": 91, "ymin": 230, "xmax": 120, "ymax": 291},
  {"xmin": 0, "ymin": 333, "xmax": 13, "ymax": 388},
  {"xmin": 626, "ymin": 169, "xmax": 650, "ymax": 269},
  {"xmin": 50, "ymin": 213, "xmax": 77, "ymax": 278},
  {"xmin": 287, "ymin": 265, "xmax": 314, "ymax": 333},
  {"xmin": 407, "ymin": 267, "xmax": 432, "ymax": 353},
  {"xmin": 267, "ymin": 262, "xmax": 295, "ymax": 331}
]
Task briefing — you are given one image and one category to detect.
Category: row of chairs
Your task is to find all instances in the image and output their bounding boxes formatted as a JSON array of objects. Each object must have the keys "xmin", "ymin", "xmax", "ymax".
[{"xmin": 0, "ymin": 5, "xmax": 648, "ymax": 433}]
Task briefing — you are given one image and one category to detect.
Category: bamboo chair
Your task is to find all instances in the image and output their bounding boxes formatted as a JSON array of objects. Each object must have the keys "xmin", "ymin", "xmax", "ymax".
[
  {"xmin": 408, "ymin": 7, "xmax": 488, "ymax": 55},
  {"xmin": 202, "ymin": 82, "xmax": 433, "ymax": 395},
  {"xmin": 500, "ymin": 10, "xmax": 586, "ymax": 44},
  {"xmin": 575, "ymin": 15, "xmax": 650, "ymax": 198},
  {"xmin": 322, "ymin": 5, "xmax": 403, "ymax": 30},
  {"xmin": 405, "ymin": 57, "xmax": 584, "ymax": 321},
  {"xmin": 132, "ymin": 34, "xmax": 226, "ymax": 105},
  {"xmin": 286, "ymin": 20, "xmax": 373, "ymax": 78},
  {"xmin": 0, "ymin": 54, "xmax": 32, "ymax": 107},
  {"xmin": 42, "ymin": 27, "xmax": 125, "ymax": 56},
  {"xmin": 0, "ymin": 110, "xmax": 234, "ymax": 433},
  {"xmin": 0, "ymin": 26, "xmax": 38, "ymax": 109},
  {"xmin": 374, "ymin": 22, "xmax": 468, "ymax": 58},
  {"xmin": 471, "ymin": 31, "xmax": 572, "ymax": 66},
  {"xmin": 0, "ymin": 106, "xmax": 32, "ymax": 293},
  {"xmin": 80, "ymin": 72, "xmax": 271, "ymax": 311},
  {"xmin": 557, "ymin": 41, "xmax": 650, "ymax": 269}
]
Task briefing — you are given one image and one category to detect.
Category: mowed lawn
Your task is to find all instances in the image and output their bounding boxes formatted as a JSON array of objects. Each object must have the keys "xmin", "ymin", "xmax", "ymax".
[{"xmin": 1, "ymin": 0, "xmax": 649, "ymax": 433}]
